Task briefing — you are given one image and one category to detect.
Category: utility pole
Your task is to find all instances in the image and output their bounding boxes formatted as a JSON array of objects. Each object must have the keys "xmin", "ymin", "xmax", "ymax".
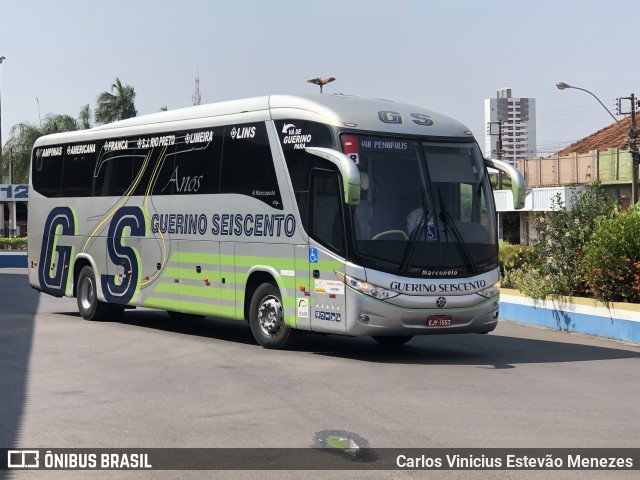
[
  {"xmin": 9, "ymin": 148, "xmax": 15, "ymax": 236},
  {"xmin": 192, "ymin": 70, "xmax": 202, "ymax": 106},
  {"xmin": 618, "ymin": 94, "xmax": 639, "ymax": 205}
]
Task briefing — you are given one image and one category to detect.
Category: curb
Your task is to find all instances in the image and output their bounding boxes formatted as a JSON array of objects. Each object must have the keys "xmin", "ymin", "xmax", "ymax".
[
  {"xmin": 0, "ymin": 252, "xmax": 28, "ymax": 268},
  {"xmin": 499, "ymin": 288, "xmax": 640, "ymax": 345}
]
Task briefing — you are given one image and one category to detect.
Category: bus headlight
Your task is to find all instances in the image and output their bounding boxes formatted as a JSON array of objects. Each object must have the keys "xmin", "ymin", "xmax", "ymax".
[
  {"xmin": 335, "ymin": 272, "xmax": 399, "ymax": 300},
  {"xmin": 477, "ymin": 284, "xmax": 499, "ymax": 299}
]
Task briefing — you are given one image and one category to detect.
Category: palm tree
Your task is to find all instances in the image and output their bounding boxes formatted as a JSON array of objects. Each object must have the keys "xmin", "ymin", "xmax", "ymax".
[
  {"xmin": 78, "ymin": 103, "xmax": 92, "ymax": 129},
  {"xmin": 3, "ymin": 113, "xmax": 81, "ymax": 183},
  {"xmin": 94, "ymin": 77, "xmax": 137, "ymax": 125}
]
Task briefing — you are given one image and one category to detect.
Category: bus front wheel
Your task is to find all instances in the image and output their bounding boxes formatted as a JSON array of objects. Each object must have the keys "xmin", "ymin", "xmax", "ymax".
[{"xmin": 249, "ymin": 283, "xmax": 295, "ymax": 349}]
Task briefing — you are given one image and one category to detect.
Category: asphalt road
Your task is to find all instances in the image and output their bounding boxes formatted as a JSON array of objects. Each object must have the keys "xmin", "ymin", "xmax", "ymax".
[{"xmin": 1, "ymin": 268, "xmax": 639, "ymax": 480}]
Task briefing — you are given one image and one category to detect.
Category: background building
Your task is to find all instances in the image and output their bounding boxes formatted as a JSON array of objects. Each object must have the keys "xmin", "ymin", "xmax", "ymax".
[
  {"xmin": 484, "ymin": 88, "xmax": 537, "ymax": 164},
  {"xmin": 495, "ymin": 116, "xmax": 636, "ymax": 244}
]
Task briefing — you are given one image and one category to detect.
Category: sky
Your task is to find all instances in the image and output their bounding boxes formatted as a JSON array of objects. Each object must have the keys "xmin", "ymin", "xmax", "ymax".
[{"xmin": 1, "ymin": 0, "xmax": 638, "ymax": 157}]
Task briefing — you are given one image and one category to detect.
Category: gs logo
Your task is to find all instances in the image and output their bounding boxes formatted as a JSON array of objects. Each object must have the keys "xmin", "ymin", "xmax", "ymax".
[
  {"xmin": 38, "ymin": 207, "xmax": 77, "ymax": 296},
  {"xmin": 378, "ymin": 111, "xmax": 434, "ymax": 126},
  {"xmin": 38, "ymin": 206, "xmax": 146, "ymax": 303},
  {"xmin": 101, "ymin": 206, "xmax": 147, "ymax": 304}
]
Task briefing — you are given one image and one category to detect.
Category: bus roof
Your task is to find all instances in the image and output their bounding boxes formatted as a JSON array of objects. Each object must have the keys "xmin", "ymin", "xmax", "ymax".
[{"xmin": 34, "ymin": 94, "xmax": 475, "ymax": 147}]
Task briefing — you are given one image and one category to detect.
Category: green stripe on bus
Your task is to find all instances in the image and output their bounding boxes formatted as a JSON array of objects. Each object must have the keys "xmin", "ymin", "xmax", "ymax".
[
  {"xmin": 143, "ymin": 297, "xmax": 240, "ymax": 319},
  {"xmin": 155, "ymin": 282, "xmax": 237, "ymax": 301},
  {"xmin": 161, "ymin": 267, "xmax": 221, "ymax": 281},
  {"xmin": 171, "ymin": 252, "xmax": 219, "ymax": 264}
]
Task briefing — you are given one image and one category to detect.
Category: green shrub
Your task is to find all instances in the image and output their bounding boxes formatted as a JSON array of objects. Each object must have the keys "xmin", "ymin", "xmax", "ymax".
[
  {"xmin": 498, "ymin": 241, "xmax": 533, "ymax": 288},
  {"xmin": 0, "ymin": 237, "xmax": 27, "ymax": 251},
  {"xmin": 511, "ymin": 183, "xmax": 615, "ymax": 299},
  {"xmin": 581, "ymin": 209, "xmax": 640, "ymax": 302}
]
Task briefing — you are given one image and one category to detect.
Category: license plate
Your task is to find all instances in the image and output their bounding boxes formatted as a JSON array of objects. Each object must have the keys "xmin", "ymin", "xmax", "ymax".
[{"xmin": 427, "ymin": 315, "xmax": 452, "ymax": 326}]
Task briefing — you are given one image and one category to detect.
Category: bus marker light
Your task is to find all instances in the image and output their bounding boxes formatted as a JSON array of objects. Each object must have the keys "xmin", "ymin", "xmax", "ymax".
[
  {"xmin": 174, "ymin": 279, "xmax": 179, "ymax": 283},
  {"xmin": 304, "ymin": 291, "xmax": 310, "ymax": 296},
  {"xmin": 299, "ymin": 285, "xmax": 306, "ymax": 291}
]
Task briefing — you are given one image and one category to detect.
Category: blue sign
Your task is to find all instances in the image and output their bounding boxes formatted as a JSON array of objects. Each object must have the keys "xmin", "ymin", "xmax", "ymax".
[
  {"xmin": 0, "ymin": 184, "xmax": 29, "ymax": 201},
  {"xmin": 309, "ymin": 247, "xmax": 318, "ymax": 263},
  {"xmin": 427, "ymin": 225, "xmax": 437, "ymax": 240}
]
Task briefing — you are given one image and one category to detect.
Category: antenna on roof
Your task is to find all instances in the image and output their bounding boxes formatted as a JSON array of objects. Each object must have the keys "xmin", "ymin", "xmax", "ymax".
[
  {"xmin": 192, "ymin": 68, "xmax": 202, "ymax": 106},
  {"xmin": 307, "ymin": 77, "xmax": 335, "ymax": 94}
]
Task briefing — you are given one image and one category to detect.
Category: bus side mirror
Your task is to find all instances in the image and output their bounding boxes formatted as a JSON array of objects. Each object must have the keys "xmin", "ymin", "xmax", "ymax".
[
  {"xmin": 305, "ymin": 147, "xmax": 361, "ymax": 206},
  {"xmin": 484, "ymin": 157, "xmax": 526, "ymax": 210}
]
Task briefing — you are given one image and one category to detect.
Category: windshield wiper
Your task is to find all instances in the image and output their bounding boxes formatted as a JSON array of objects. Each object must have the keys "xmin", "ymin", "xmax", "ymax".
[
  {"xmin": 437, "ymin": 187, "xmax": 478, "ymax": 273},
  {"xmin": 399, "ymin": 191, "xmax": 429, "ymax": 274}
]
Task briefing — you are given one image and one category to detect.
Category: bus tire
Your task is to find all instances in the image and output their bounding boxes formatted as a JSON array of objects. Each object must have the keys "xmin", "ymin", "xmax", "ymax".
[
  {"xmin": 249, "ymin": 283, "xmax": 295, "ymax": 349},
  {"xmin": 372, "ymin": 335, "xmax": 413, "ymax": 346},
  {"xmin": 77, "ymin": 266, "xmax": 109, "ymax": 321}
]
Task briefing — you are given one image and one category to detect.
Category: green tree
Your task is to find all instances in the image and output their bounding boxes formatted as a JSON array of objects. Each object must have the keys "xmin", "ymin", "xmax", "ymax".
[
  {"xmin": 2, "ymin": 113, "xmax": 81, "ymax": 183},
  {"xmin": 94, "ymin": 77, "xmax": 137, "ymax": 124}
]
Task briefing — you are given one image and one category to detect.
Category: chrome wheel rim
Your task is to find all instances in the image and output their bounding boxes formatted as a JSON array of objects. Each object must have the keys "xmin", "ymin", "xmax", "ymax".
[
  {"xmin": 257, "ymin": 295, "xmax": 283, "ymax": 336},
  {"xmin": 79, "ymin": 276, "xmax": 95, "ymax": 311}
]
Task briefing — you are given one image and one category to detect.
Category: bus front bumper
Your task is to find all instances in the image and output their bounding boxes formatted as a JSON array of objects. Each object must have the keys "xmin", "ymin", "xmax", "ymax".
[{"xmin": 343, "ymin": 291, "xmax": 500, "ymax": 337}]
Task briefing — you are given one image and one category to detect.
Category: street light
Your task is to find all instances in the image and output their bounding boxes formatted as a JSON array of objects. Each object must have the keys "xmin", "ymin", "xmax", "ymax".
[
  {"xmin": 556, "ymin": 81, "xmax": 639, "ymax": 204},
  {"xmin": 0, "ymin": 55, "xmax": 5, "ymax": 184},
  {"xmin": 307, "ymin": 76, "xmax": 335, "ymax": 94},
  {"xmin": 0, "ymin": 56, "xmax": 5, "ymax": 237},
  {"xmin": 556, "ymin": 82, "xmax": 620, "ymax": 125}
]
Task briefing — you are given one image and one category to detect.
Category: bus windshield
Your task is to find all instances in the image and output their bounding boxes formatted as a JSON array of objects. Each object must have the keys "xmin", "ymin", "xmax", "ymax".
[{"xmin": 342, "ymin": 135, "xmax": 496, "ymax": 277}]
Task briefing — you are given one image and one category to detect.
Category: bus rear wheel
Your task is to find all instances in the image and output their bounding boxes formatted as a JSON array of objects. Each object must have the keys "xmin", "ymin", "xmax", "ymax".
[
  {"xmin": 77, "ymin": 266, "xmax": 110, "ymax": 321},
  {"xmin": 249, "ymin": 283, "xmax": 295, "ymax": 349},
  {"xmin": 372, "ymin": 335, "xmax": 413, "ymax": 346}
]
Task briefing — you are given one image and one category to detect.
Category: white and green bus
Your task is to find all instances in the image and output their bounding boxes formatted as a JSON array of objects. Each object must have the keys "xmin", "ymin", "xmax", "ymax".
[{"xmin": 28, "ymin": 94, "xmax": 525, "ymax": 348}]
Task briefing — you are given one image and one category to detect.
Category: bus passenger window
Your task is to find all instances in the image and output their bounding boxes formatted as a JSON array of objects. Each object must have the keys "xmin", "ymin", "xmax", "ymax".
[
  {"xmin": 220, "ymin": 123, "xmax": 283, "ymax": 209},
  {"xmin": 32, "ymin": 148, "xmax": 63, "ymax": 198}
]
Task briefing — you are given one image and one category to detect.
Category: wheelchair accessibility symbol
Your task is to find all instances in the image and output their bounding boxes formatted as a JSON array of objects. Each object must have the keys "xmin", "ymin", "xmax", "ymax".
[{"xmin": 309, "ymin": 247, "xmax": 318, "ymax": 263}]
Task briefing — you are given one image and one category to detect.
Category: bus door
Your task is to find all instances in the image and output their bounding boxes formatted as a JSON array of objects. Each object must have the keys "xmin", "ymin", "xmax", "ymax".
[{"xmin": 307, "ymin": 169, "xmax": 347, "ymax": 334}]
